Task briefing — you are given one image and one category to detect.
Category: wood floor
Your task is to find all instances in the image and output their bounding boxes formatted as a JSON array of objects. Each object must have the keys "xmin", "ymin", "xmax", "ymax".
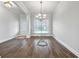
[{"xmin": 0, "ymin": 36, "xmax": 78, "ymax": 58}]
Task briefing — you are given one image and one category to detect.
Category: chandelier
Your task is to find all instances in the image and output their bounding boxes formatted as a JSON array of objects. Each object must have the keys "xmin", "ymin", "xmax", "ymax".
[
  {"xmin": 37, "ymin": 1, "xmax": 48, "ymax": 47},
  {"xmin": 35, "ymin": 1, "xmax": 47, "ymax": 20}
]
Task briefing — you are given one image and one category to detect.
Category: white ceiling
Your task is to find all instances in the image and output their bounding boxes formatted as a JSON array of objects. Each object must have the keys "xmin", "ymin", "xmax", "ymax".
[
  {"xmin": 9, "ymin": 6, "xmax": 25, "ymax": 15},
  {"xmin": 4, "ymin": 1, "xmax": 60, "ymax": 15},
  {"xmin": 22, "ymin": 1, "xmax": 60, "ymax": 14},
  {"xmin": 1, "ymin": 1, "xmax": 25, "ymax": 15}
]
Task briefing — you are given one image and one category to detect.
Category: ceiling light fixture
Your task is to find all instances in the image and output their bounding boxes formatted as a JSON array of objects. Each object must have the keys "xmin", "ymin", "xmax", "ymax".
[
  {"xmin": 35, "ymin": 1, "xmax": 47, "ymax": 19},
  {"xmin": 35, "ymin": 13, "xmax": 47, "ymax": 19},
  {"xmin": 38, "ymin": 13, "xmax": 42, "ymax": 17},
  {"xmin": 4, "ymin": 1, "xmax": 15, "ymax": 8}
]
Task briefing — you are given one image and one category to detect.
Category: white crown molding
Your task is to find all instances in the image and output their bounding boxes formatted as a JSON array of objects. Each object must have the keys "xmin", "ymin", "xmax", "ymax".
[{"xmin": 14, "ymin": 1, "xmax": 30, "ymax": 15}]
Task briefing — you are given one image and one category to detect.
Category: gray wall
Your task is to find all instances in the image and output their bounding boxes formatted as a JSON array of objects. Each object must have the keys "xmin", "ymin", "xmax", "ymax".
[
  {"xmin": 0, "ymin": 2, "xmax": 19, "ymax": 43},
  {"xmin": 53, "ymin": 1, "xmax": 79, "ymax": 53}
]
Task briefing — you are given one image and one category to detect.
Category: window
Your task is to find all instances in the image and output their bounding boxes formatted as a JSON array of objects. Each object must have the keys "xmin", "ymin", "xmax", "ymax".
[{"xmin": 33, "ymin": 17, "xmax": 49, "ymax": 33}]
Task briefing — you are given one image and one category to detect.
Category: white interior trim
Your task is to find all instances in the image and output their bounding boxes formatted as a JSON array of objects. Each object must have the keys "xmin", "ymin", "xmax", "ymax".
[
  {"xmin": 53, "ymin": 34, "xmax": 79, "ymax": 57},
  {"xmin": 31, "ymin": 34, "xmax": 53, "ymax": 36},
  {"xmin": 15, "ymin": 1, "xmax": 30, "ymax": 14},
  {"xmin": 0, "ymin": 33, "xmax": 18, "ymax": 44}
]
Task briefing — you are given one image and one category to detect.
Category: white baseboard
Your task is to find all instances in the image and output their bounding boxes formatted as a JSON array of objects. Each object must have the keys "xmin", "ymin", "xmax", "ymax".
[
  {"xmin": 31, "ymin": 34, "xmax": 53, "ymax": 36},
  {"xmin": 0, "ymin": 34, "xmax": 18, "ymax": 44},
  {"xmin": 53, "ymin": 35, "xmax": 79, "ymax": 57}
]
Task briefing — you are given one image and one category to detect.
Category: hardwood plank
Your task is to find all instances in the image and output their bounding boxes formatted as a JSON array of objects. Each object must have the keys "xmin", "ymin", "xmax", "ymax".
[{"xmin": 0, "ymin": 36, "xmax": 78, "ymax": 58}]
